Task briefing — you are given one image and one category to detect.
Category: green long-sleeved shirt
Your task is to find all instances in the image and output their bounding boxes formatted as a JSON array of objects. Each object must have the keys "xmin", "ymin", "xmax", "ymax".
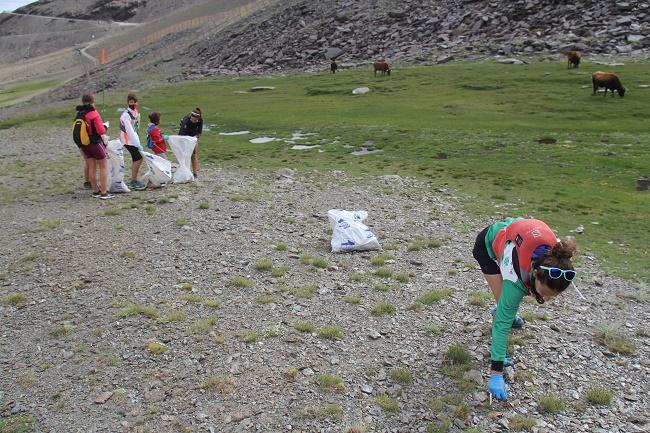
[{"xmin": 484, "ymin": 218, "xmax": 527, "ymax": 366}]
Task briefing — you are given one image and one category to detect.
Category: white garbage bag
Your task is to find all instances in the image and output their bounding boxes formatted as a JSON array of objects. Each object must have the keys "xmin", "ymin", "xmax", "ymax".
[
  {"xmin": 168, "ymin": 135, "xmax": 197, "ymax": 183},
  {"xmin": 328, "ymin": 209, "xmax": 381, "ymax": 253},
  {"xmin": 106, "ymin": 139, "xmax": 130, "ymax": 193},
  {"xmin": 141, "ymin": 151, "xmax": 172, "ymax": 187}
]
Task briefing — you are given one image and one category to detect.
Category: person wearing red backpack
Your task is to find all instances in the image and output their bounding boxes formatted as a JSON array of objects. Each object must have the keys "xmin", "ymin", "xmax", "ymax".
[
  {"xmin": 75, "ymin": 94, "xmax": 113, "ymax": 200},
  {"xmin": 472, "ymin": 217, "xmax": 577, "ymax": 401}
]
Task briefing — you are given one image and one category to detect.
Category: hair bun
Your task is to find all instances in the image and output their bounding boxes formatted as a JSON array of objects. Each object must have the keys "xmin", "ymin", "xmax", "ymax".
[{"xmin": 551, "ymin": 239, "xmax": 576, "ymax": 260}]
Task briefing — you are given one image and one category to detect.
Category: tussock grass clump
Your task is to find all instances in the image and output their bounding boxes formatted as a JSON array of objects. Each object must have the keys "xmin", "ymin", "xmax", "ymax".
[
  {"xmin": 293, "ymin": 284, "xmax": 317, "ymax": 299},
  {"xmin": 468, "ymin": 291, "xmax": 492, "ymax": 307},
  {"xmin": 202, "ymin": 298, "xmax": 220, "ymax": 308},
  {"xmin": 375, "ymin": 394, "xmax": 398, "ymax": 413},
  {"xmin": 284, "ymin": 367, "xmax": 299, "ymax": 380},
  {"xmin": 242, "ymin": 332, "xmax": 258, "ymax": 343},
  {"xmin": 20, "ymin": 251, "xmax": 39, "ymax": 262},
  {"xmin": 407, "ymin": 239, "xmax": 424, "ymax": 252},
  {"xmin": 255, "ymin": 294, "xmax": 277, "ymax": 304},
  {"xmin": 344, "ymin": 295, "xmax": 362, "ymax": 304},
  {"xmin": 33, "ymin": 218, "xmax": 60, "ymax": 232},
  {"xmin": 374, "ymin": 267, "xmax": 392, "ymax": 278},
  {"xmin": 344, "ymin": 424, "xmax": 368, "ymax": 433},
  {"xmin": 389, "ymin": 368, "xmax": 413, "ymax": 384},
  {"xmin": 318, "ymin": 374, "xmax": 346, "ymax": 392},
  {"xmin": 520, "ymin": 311, "xmax": 549, "ymax": 322},
  {"xmin": 179, "ymin": 282, "xmax": 193, "ymax": 290},
  {"xmin": 317, "ymin": 325, "xmax": 343, "ymax": 340},
  {"xmin": 508, "ymin": 414, "xmax": 536, "ymax": 431},
  {"xmin": 175, "ymin": 218, "xmax": 188, "ymax": 226},
  {"xmin": 198, "ymin": 374, "xmax": 236, "ymax": 393},
  {"xmin": 426, "ymin": 238, "xmax": 442, "ymax": 248},
  {"xmin": 311, "ymin": 257, "xmax": 328, "ymax": 269},
  {"xmin": 254, "ymin": 258, "xmax": 273, "ymax": 271},
  {"xmin": 299, "ymin": 254, "xmax": 314, "ymax": 265},
  {"xmin": 275, "ymin": 243, "xmax": 287, "ymax": 251},
  {"xmin": 182, "ymin": 293, "xmax": 202, "ymax": 303},
  {"xmin": 408, "ymin": 302, "xmax": 424, "ymax": 312},
  {"xmin": 3, "ymin": 292, "xmax": 28, "ymax": 306},
  {"xmin": 349, "ymin": 272, "xmax": 366, "ymax": 281},
  {"xmin": 50, "ymin": 324, "xmax": 72, "ymax": 338},
  {"xmin": 145, "ymin": 205, "xmax": 156, "ymax": 215},
  {"xmin": 271, "ymin": 266, "xmax": 288, "ymax": 277},
  {"xmin": 104, "ymin": 208, "xmax": 123, "ymax": 216},
  {"xmin": 417, "ymin": 288, "xmax": 453, "ymax": 305},
  {"xmin": 370, "ymin": 253, "xmax": 392, "ymax": 266},
  {"xmin": 423, "ymin": 324, "xmax": 442, "ymax": 335},
  {"xmin": 586, "ymin": 386, "xmax": 613, "ymax": 405},
  {"xmin": 374, "ymin": 283, "xmax": 391, "ymax": 292},
  {"xmin": 371, "ymin": 301, "xmax": 396, "ymax": 315},
  {"xmin": 293, "ymin": 321, "xmax": 317, "ymax": 333},
  {"xmin": 538, "ymin": 394, "xmax": 566, "ymax": 413},
  {"xmin": 231, "ymin": 276, "xmax": 253, "ymax": 288},
  {"xmin": 118, "ymin": 304, "xmax": 160, "ymax": 319},
  {"xmin": 595, "ymin": 325, "xmax": 636, "ymax": 355},
  {"xmin": 300, "ymin": 404, "xmax": 343, "ymax": 420},
  {"xmin": 427, "ymin": 419, "xmax": 452, "ymax": 433},
  {"xmin": 147, "ymin": 342, "xmax": 168, "ymax": 355},
  {"xmin": 0, "ymin": 415, "xmax": 35, "ymax": 433},
  {"xmin": 198, "ymin": 201, "xmax": 210, "ymax": 209},
  {"xmin": 166, "ymin": 311, "xmax": 185, "ymax": 321},
  {"xmin": 190, "ymin": 318, "xmax": 217, "ymax": 335},
  {"xmin": 395, "ymin": 273, "xmax": 410, "ymax": 283},
  {"xmin": 445, "ymin": 343, "xmax": 472, "ymax": 365},
  {"xmin": 119, "ymin": 250, "xmax": 136, "ymax": 258}
]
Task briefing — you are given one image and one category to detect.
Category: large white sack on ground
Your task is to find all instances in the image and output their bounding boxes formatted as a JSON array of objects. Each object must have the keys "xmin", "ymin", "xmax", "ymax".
[
  {"xmin": 106, "ymin": 139, "xmax": 130, "ymax": 193},
  {"xmin": 328, "ymin": 209, "xmax": 381, "ymax": 253},
  {"xmin": 141, "ymin": 151, "xmax": 172, "ymax": 187},
  {"xmin": 168, "ymin": 135, "xmax": 196, "ymax": 183}
]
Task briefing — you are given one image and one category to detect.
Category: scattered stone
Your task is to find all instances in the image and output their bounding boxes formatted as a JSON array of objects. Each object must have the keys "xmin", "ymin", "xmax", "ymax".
[{"xmin": 94, "ymin": 391, "xmax": 114, "ymax": 404}]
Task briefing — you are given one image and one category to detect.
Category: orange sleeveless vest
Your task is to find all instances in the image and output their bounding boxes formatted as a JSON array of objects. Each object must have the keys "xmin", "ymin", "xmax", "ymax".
[{"xmin": 491, "ymin": 219, "xmax": 557, "ymax": 273}]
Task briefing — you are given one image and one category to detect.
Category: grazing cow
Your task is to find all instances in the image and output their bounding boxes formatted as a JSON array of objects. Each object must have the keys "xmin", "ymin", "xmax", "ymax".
[
  {"xmin": 330, "ymin": 60, "xmax": 338, "ymax": 74},
  {"xmin": 592, "ymin": 71, "xmax": 625, "ymax": 98},
  {"xmin": 566, "ymin": 50, "xmax": 581, "ymax": 68},
  {"xmin": 373, "ymin": 60, "xmax": 391, "ymax": 76}
]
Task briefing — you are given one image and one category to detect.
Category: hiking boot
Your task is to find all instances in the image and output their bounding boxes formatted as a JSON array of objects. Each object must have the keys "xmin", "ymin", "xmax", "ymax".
[
  {"xmin": 130, "ymin": 180, "xmax": 146, "ymax": 191},
  {"xmin": 91, "ymin": 190, "xmax": 101, "ymax": 198},
  {"xmin": 83, "ymin": 181, "xmax": 91, "ymax": 189},
  {"xmin": 490, "ymin": 306, "xmax": 526, "ymax": 329},
  {"xmin": 99, "ymin": 193, "xmax": 114, "ymax": 200},
  {"xmin": 192, "ymin": 172, "xmax": 198, "ymax": 179}
]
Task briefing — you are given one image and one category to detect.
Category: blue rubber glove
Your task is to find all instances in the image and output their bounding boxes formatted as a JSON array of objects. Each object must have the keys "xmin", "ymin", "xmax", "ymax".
[{"xmin": 488, "ymin": 374, "xmax": 509, "ymax": 401}]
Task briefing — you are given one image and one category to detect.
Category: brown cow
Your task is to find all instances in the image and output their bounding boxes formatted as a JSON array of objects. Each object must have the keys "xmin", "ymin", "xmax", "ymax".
[
  {"xmin": 566, "ymin": 50, "xmax": 581, "ymax": 68},
  {"xmin": 373, "ymin": 60, "xmax": 391, "ymax": 76},
  {"xmin": 592, "ymin": 71, "xmax": 625, "ymax": 98}
]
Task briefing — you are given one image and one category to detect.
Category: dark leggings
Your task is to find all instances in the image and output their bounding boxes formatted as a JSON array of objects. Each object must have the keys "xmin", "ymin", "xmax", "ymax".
[
  {"xmin": 472, "ymin": 226, "xmax": 500, "ymax": 275},
  {"xmin": 124, "ymin": 144, "xmax": 142, "ymax": 162}
]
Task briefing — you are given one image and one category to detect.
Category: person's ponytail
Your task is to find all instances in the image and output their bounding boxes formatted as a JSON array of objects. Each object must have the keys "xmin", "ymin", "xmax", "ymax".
[
  {"xmin": 551, "ymin": 239, "xmax": 576, "ymax": 261},
  {"xmin": 536, "ymin": 238, "xmax": 577, "ymax": 292}
]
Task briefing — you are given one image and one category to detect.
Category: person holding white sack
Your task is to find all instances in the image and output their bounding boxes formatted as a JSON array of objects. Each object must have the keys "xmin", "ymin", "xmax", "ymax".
[
  {"xmin": 167, "ymin": 135, "xmax": 197, "ymax": 183},
  {"xmin": 178, "ymin": 107, "xmax": 203, "ymax": 178},
  {"xmin": 119, "ymin": 93, "xmax": 146, "ymax": 191}
]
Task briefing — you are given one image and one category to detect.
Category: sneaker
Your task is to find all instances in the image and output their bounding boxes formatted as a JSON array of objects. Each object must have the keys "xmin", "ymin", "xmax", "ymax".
[
  {"xmin": 193, "ymin": 172, "xmax": 198, "ymax": 178},
  {"xmin": 504, "ymin": 353, "xmax": 514, "ymax": 367},
  {"xmin": 490, "ymin": 305, "xmax": 526, "ymax": 329},
  {"xmin": 130, "ymin": 180, "xmax": 147, "ymax": 191},
  {"xmin": 159, "ymin": 182, "xmax": 167, "ymax": 188},
  {"xmin": 99, "ymin": 193, "xmax": 114, "ymax": 200},
  {"xmin": 91, "ymin": 190, "xmax": 101, "ymax": 198},
  {"xmin": 83, "ymin": 181, "xmax": 91, "ymax": 189}
]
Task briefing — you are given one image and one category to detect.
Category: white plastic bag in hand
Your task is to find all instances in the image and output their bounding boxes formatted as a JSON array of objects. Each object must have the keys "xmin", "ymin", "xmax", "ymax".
[
  {"xmin": 141, "ymin": 151, "xmax": 172, "ymax": 187},
  {"xmin": 106, "ymin": 139, "xmax": 130, "ymax": 193},
  {"xmin": 168, "ymin": 135, "xmax": 197, "ymax": 183},
  {"xmin": 328, "ymin": 209, "xmax": 381, "ymax": 253}
]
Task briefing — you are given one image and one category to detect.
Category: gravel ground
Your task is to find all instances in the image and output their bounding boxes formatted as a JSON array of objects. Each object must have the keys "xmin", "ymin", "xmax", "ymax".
[{"xmin": 0, "ymin": 127, "xmax": 649, "ymax": 433}]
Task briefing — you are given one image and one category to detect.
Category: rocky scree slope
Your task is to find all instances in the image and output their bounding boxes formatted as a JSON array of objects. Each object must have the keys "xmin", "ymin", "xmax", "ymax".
[{"xmin": 178, "ymin": 0, "xmax": 650, "ymax": 78}]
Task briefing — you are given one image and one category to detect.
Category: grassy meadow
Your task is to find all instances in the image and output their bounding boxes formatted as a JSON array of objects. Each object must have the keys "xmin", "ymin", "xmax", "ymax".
[{"xmin": 3, "ymin": 60, "xmax": 649, "ymax": 280}]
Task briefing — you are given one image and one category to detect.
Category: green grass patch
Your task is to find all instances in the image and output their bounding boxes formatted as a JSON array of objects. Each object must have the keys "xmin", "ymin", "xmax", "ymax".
[
  {"xmin": 317, "ymin": 325, "xmax": 343, "ymax": 340},
  {"xmin": 50, "ymin": 324, "xmax": 72, "ymax": 338},
  {"xmin": 318, "ymin": 373, "xmax": 346, "ymax": 392},
  {"xmin": 394, "ymin": 273, "xmax": 410, "ymax": 283},
  {"xmin": 417, "ymin": 288, "xmax": 453, "ymax": 305},
  {"xmin": 595, "ymin": 325, "xmax": 636, "ymax": 355},
  {"xmin": 389, "ymin": 367, "xmax": 413, "ymax": 384},
  {"xmin": 468, "ymin": 291, "xmax": 492, "ymax": 307},
  {"xmin": 231, "ymin": 276, "xmax": 253, "ymax": 288},
  {"xmin": 198, "ymin": 201, "xmax": 210, "ymax": 209},
  {"xmin": 0, "ymin": 414, "xmax": 36, "ymax": 433},
  {"xmin": 374, "ymin": 267, "xmax": 392, "ymax": 278},
  {"xmin": 9, "ymin": 62, "xmax": 650, "ymax": 280},
  {"xmin": 373, "ymin": 283, "xmax": 391, "ymax": 292},
  {"xmin": 255, "ymin": 294, "xmax": 277, "ymax": 304},
  {"xmin": 370, "ymin": 253, "xmax": 392, "ymax": 266},
  {"xmin": 371, "ymin": 301, "xmax": 396, "ymax": 315},
  {"xmin": 508, "ymin": 414, "xmax": 536, "ymax": 431},
  {"xmin": 118, "ymin": 304, "xmax": 160, "ymax": 319},
  {"xmin": 271, "ymin": 266, "xmax": 288, "ymax": 277},
  {"xmin": 275, "ymin": 243, "xmax": 287, "ymax": 251},
  {"xmin": 293, "ymin": 284, "xmax": 317, "ymax": 299},
  {"xmin": 147, "ymin": 341, "xmax": 168, "ymax": 355},
  {"xmin": 343, "ymin": 294, "xmax": 362, "ymax": 304},
  {"xmin": 538, "ymin": 393, "xmax": 566, "ymax": 413},
  {"xmin": 254, "ymin": 258, "xmax": 273, "ymax": 271},
  {"xmin": 32, "ymin": 218, "xmax": 60, "ymax": 232},
  {"xmin": 198, "ymin": 374, "xmax": 235, "ymax": 393},
  {"xmin": 293, "ymin": 321, "xmax": 317, "ymax": 333},
  {"xmin": 3, "ymin": 292, "xmax": 28, "ymax": 306},
  {"xmin": 104, "ymin": 208, "xmax": 123, "ymax": 216},
  {"xmin": 445, "ymin": 343, "xmax": 472, "ymax": 365},
  {"xmin": 586, "ymin": 386, "xmax": 613, "ymax": 405},
  {"xmin": 375, "ymin": 394, "xmax": 398, "ymax": 413},
  {"xmin": 423, "ymin": 323, "xmax": 443, "ymax": 335},
  {"xmin": 190, "ymin": 318, "xmax": 217, "ymax": 335}
]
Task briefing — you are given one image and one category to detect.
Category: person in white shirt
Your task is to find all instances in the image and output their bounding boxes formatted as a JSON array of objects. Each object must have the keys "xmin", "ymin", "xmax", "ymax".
[{"xmin": 119, "ymin": 93, "xmax": 146, "ymax": 190}]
